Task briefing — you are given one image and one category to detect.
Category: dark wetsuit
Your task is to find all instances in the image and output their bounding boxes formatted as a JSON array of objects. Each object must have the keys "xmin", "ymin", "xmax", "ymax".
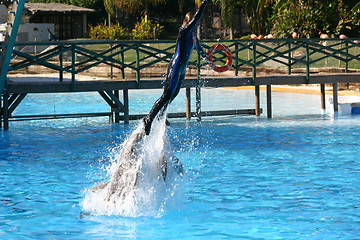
[{"xmin": 144, "ymin": 0, "xmax": 208, "ymax": 135}]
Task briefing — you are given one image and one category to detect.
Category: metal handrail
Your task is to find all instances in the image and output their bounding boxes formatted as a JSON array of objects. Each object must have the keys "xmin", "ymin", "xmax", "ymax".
[{"xmin": 6, "ymin": 38, "xmax": 360, "ymax": 89}]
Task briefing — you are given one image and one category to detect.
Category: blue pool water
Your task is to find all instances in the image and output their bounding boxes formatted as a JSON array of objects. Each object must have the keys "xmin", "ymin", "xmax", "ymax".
[{"xmin": 1, "ymin": 88, "xmax": 360, "ymax": 239}]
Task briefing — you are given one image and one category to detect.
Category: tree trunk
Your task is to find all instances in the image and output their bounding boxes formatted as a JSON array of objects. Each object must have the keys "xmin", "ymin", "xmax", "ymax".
[{"xmin": 144, "ymin": 2, "xmax": 149, "ymax": 22}]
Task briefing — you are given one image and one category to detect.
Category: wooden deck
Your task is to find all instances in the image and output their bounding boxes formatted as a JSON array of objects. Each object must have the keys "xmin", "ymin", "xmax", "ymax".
[
  {"xmin": 2, "ymin": 75, "xmax": 260, "ymax": 130},
  {"xmin": 7, "ymin": 73, "xmax": 360, "ymax": 94},
  {"xmin": 1, "ymin": 72, "xmax": 359, "ymax": 130}
]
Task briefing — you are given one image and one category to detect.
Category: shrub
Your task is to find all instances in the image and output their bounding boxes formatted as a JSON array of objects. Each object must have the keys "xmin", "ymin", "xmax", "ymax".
[
  {"xmin": 89, "ymin": 19, "xmax": 165, "ymax": 40},
  {"xmin": 89, "ymin": 24, "xmax": 130, "ymax": 40},
  {"xmin": 131, "ymin": 18, "xmax": 164, "ymax": 40}
]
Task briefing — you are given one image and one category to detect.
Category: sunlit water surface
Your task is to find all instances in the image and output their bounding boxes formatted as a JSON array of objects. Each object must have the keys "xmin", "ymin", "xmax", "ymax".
[{"xmin": 1, "ymin": 88, "xmax": 360, "ymax": 239}]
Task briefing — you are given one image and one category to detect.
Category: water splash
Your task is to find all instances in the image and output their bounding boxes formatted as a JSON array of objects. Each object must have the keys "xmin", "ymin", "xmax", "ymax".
[{"xmin": 82, "ymin": 115, "xmax": 184, "ymax": 217}]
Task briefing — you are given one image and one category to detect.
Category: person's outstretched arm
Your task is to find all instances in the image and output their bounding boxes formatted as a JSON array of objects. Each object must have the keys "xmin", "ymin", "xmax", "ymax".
[{"xmin": 184, "ymin": 0, "xmax": 208, "ymax": 33}]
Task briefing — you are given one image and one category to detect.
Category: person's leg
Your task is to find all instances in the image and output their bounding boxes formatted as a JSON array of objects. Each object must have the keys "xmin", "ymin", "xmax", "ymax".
[
  {"xmin": 144, "ymin": 57, "xmax": 181, "ymax": 135},
  {"xmin": 143, "ymin": 91, "xmax": 172, "ymax": 135},
  {"xmin": 158, "ymin": 103, "xmax": 171, "ymax": 126},
  {"xmin": 170, "ymin": 74, "xmax": 185, "ymax": 103},
  {"xmin": 158, "ymin": 74, "xmax": 184, "ymax": 128}
]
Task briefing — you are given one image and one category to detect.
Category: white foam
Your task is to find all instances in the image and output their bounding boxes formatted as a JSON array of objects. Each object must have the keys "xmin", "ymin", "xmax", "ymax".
[{"xmin": 82, "ymin": 115, "xmax": 184, "ymax": 217}]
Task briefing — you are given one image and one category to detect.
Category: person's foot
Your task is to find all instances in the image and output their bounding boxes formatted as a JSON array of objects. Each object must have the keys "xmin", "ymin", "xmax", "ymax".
[{"xmin": 143, "ymin": 117, "xmax": 151, "ymax": 135}]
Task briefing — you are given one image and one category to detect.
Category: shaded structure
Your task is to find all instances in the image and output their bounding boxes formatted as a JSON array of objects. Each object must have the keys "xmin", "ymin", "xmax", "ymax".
[{"xmin": 23, "ymin": 3, "xmax": 95, "ymax": 40}]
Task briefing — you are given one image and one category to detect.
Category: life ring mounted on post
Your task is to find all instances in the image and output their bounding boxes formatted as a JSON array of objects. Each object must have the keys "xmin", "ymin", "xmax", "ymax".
[{"xmin": 206, "ymin": 44, "xmax": 233, "ymax": 73}]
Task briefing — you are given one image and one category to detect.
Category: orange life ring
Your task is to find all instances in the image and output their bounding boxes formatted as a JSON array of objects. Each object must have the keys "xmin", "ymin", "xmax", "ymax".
[{"xmin": 206, "ymin": 44, "xmax": 233, "ymax": 73}]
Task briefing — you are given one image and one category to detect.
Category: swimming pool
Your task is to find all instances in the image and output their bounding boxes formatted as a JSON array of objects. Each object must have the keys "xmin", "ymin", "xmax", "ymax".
[{"xmin": 1, "ymin": 88, "xmax": 360, "ymax": 239}]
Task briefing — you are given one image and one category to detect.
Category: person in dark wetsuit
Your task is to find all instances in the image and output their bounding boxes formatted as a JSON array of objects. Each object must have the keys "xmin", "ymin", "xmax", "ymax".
[{"xmin": 143, "ymin": 0, "xmax": 208, "ymax": 135}]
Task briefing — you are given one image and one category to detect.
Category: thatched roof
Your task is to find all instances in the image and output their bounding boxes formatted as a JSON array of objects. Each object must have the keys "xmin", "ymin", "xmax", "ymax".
[{"xmin": 24, "ymin": 3, "xmax": 95, "ymax": 15}]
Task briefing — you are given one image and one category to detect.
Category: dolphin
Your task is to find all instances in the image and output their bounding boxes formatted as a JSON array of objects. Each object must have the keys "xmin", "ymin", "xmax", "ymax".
[{"xmin": 92, "ymin": 128, "xmax": 183, "ymax": 203}]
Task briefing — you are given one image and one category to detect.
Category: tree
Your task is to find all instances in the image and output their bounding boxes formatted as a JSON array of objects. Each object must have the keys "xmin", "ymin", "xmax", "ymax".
[
  {"xmin": 28, "ymin": 0, "xmax": 71, "ymax": 3},
  {"xmin": 104, "ymin": 0, "xmax": 115, "ymax": 26},
  {"xmin": 28, "ymin": 0, "xmax": 98, "ymax": 6},
  {"xmin": 213, "ymin": 0, "xmax": 273, "ymax": 38},
  {"xmin": 213, "ymin": 0, "xmax": 237, "ymax": 39},
  {"xmin": 70, "ymin": 0, "xmax": 100, "ymax": 8},
  {"xmin": 270, "ymin": 0, "xmax": 360, "ymax": 38},
  {"xmin": 178, "ymin": 0, "xmax": 188, "ymax": 13},
  {"xmin": 114, "ymin": 0, "xmax": 166, "ymax": 22},
  {"xmin": 194, "ymin": 0, "xmax": 202, "ymax": 7},
  {"xmin": 237, "ymin": 0, "xmax": 273, "ymax": 36},
  {"xmin": 334, "ymin": 1, "xmax": 360, "ymax": 37}
]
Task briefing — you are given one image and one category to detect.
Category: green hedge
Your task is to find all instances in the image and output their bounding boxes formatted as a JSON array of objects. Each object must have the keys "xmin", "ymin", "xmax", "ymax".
[
  {"xmin": 132, "ymin": 18, "xmax": 164, "ymax": 40},
  {"xmin": 89, "ymin": 18, "xmax": 164, "ymax": 40},
  {"xmin": 89, "ymin": 24, "xmax": 130, "ymax": 40}
]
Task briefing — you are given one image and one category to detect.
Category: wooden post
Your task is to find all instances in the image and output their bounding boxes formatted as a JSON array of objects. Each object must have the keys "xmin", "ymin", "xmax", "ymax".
[
  {"xmin": 320, "ymin": 83, "xmax": 326, "ymax": 111},
  {"xmin": 186, "ymin": 87, "xmax": 191, "ymax": 120},
  {"xmin": 136, "ymin": 43, "xmax": 140, "ymax": 84},
  {"xmin": 120, "ymin": 44, "xmax": 125, "ymax": 79},
  {"xmin": 252, "ymin": 42, "xmax": 257, "ymax": 85},
  {"xmin": 339, "ymin": 42, "xmax": 342, "ymax": 67},
  {"xmin": 333, "ymin": 83, "xmax": 338, "ymax": 112},
  {"xmin": 114, "ymin": 90, "xmax": 120, "ymax": 123},
  {"xmin": 123, "ymin": 89, "xmax": 129, "ymax": 124},
  {"xmin": 255, "ymin": 85, "xmax": 260, "ymax": 116},
  {"xmin": 235, "ymin": 43, "xmax": 238, "ymax": 76},
  {"xmin": 59, "ymin": 48, "xmax": 63, "ymax": 82},
  {"xmin": 109, "ymin": 111, "xmax": 114, "ymax": 123},
  {"xmin": 3, "ymin": 91, "xmax": 9, "ymax": 130},
  {"xmin": 34, "ymin": 38, "xmax": 37, "ymax": 55},
  {"xmin": 196, "ymin": 86, "xmax": 201, "ymax": 122},
  {"xmin": 71, "ymin": 44, "xmax": 76, "ymax": 91},
  {"xmin": 306, "ymin": 40, "xmax": 310, "ymax": 84},
  {"xmin": 110, "ymin": 44, "xmax": 113, "ymax": 79},
  {"xmin": 0, "ymin": 94, "xmax": 2, "ymax": 129},
  {"xmin": 196, "ymin": 52, "xmax": 201, "ymax": 122},
  {"xmin": 345, "ymin": 42, "xmax": 349, "ymax": 73},
  {"xmin": 266, "ymin": 85, "xmax": 272, "ymax": 118},
  {"xmin": 288, "ymin": 42, "xmax": 292, "ymax": 75}
]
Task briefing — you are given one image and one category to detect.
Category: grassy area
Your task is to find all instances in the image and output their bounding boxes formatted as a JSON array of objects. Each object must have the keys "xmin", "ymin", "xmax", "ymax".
[{"xmin": 80, "ymin": 42, "xmax": 176, "ymax": 64}]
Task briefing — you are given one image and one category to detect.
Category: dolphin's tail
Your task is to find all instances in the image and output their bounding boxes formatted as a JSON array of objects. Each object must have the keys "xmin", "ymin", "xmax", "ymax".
[{"xmin": 92, "ymin": 182, "xmax": 109, "ymax": 193}]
